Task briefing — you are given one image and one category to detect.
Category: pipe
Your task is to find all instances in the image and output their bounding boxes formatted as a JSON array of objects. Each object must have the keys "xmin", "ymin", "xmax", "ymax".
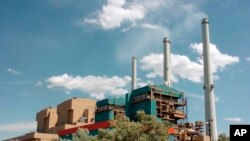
[
  {"xmin": 202, "ymin": 18, "xmax": 218, "ymax": 141},
  {"xmin": 131, "ymin": 56, "xmax": 137, "ymax": 91},
  {"xmin": 163, "ymin": 37, "xmax": 171, "ymax": 87}
]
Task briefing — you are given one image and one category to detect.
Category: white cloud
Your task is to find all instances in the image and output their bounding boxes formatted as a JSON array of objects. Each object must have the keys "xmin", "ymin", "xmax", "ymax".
[
  {"xmin": 7, "ymin": 68, "xmax": 21, "ymax": 75},
  {"xmin": 246, "ymin": 57, "xmax": 250, "ymax": 62},
  {"xmin": 140, "ymin": 53, "xmax": 203, "ymax": 83},
  {"xmin": 35, "ymin": 81, "xmax": 43, "ymax": 86},
  {"xmin": 84, "ymin": 0, "xmax": 145, "ymax": 29},
  {"xmin": 186, "ymin": 93, "xmax": 220, "ymax": 102},
  {"xmin": 140, "ymin": 43, "xmax": 239, "ymax": 83},
  {"xmin": 0, "ymin": 121, "xmax": 36, "ymax": 132},
  {"xmin": 190, "ymin": 43, "xmax": 240, "ymax": 73},
  {"xmin": 46, "ymin": 74, "xmax": 130, "ymax": 100},
  {"xmin": 83, "ymin": 0, "xmax": 204, "ymax": 33},
  {"xmin": 112, "ymin": 0, "xmax": 206, "ymax": 62},
  {"xmin": 83, "ymin": 0, "xmax": 207, "ymax": 63},
  {"xmin": 120, "ymin": 27, "xmax": 130, "ymax": 32},
  {"xmin": 84, "ymin": 18, "xmax": 98, "ymax": 24},
  {"xmin": 224, "ymin": 117, "xmax": 242, "ymax": 122},
  {"xmin": 142, "ymin": 23, "xmax": 159, "ymax": 29}
]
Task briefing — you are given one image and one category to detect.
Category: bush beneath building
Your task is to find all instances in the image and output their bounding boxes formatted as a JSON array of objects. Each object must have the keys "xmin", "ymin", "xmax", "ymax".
[{"xmin": 60, "ymin": 110, "xmax": 170, "ymax": 141}]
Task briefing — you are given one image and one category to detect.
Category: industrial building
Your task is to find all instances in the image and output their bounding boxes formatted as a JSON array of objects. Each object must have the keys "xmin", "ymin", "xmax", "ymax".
[
  {"xmin": 126, "ymin": 84, "xmax": 186, "ymax": 122},
  {"xmin": 59, "ymin": 18, "xmax": 217, "ymax": 141},
  {"xmin": 59, "ymin": 85, "xmax": 207, "ymax": 141},
  {"xmin": 4, "ymin": 18, "xmax": 217, "ymax": 141},
  {"xmin": 4, "ymin": 98, "xmax": 96, "ymax": 141}
]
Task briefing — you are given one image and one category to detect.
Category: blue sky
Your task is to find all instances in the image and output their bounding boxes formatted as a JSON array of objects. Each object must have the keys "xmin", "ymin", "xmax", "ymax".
[{"xmin": 0, "ymin": 0, "xmax": 250, "ymax": 140}]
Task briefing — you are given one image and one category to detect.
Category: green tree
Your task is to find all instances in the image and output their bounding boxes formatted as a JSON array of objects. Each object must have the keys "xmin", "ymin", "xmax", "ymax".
[
  {"xmin": 218, "ymin": 133, "xmax": 229, "ymax": 141},
  {"xmin": 59, "ymin": 128, "xmax": 98, "ymax": 141},
  {"xmin": 72, "ymin": 128, "xmax": 97, "ymax": 141},
  {"xmin": 68, "ymin": 110, "xmax": 169, "ymax": 141}
]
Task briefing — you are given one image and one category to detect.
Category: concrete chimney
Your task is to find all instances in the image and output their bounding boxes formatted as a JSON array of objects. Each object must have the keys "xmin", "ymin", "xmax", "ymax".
[
  {"xmin": 163, "ymin": 37, "xmax": 171, "ymax": 87},
  {"xmin": 131, "ymin": 56, "xmax": 137, "ymax": 91},
  {"xmin": 202, "ymin": 18, "xmax": 218, "ymax": 141}
]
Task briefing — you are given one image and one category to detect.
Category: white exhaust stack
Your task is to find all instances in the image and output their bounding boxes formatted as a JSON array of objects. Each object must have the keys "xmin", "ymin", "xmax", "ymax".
[
  {"xmin": 202, "ymin": 18, "xmax": 218, "ymax": 141},
  {"xmin": 163, "ymin": 37, "xmax": 171, "ymax": 87},
  {"xmin": 131, "ymin": 56, "xmax": 137, "ymax": 91}
]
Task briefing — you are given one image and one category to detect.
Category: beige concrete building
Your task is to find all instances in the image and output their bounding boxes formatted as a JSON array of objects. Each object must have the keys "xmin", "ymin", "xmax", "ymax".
[
  {"xmin": 4, "ymin": 97, "xmax": 96, "ymax": 141},
  {"xmin": 3, "ymin": 132, "xmax": 59, "ymax": 141},
  {"xmin": 36, "ymin": 107, "xmax": 58, "ymax": 134},
  {"xmin": 55, "ymin": 98, "xmax": 96, "ymax": 132},
  {"xmin": 57, "ymin": 98, "xmax": 96, "ymax": 125}
]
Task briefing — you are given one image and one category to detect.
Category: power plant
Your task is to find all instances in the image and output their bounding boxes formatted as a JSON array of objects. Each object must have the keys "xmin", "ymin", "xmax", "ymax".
[{"xmin": 4, "ymin": 18, "xmax": 218, "ymax": 141}]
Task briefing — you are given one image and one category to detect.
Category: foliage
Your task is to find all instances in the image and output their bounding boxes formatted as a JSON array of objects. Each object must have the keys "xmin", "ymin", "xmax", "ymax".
[
  {"xmin": 72, "ymin": 128, "xmax": 97, "ymax": 141},
  {"xmin": 59, "ymin": 128, "xmax": 98, "ymax": 141},
  {"xmin": 63, "ymin": 110, "xmax": 170, "ymax": 141},
  {"xmin": 218, "ymin": 133, "xmax": 229, "ymax": 141}
]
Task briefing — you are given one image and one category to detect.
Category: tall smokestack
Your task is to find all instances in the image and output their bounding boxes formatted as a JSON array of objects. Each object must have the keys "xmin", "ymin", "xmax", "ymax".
[
  {"xmin": 131, "ymin": 56, "xmax": 137, "ymax": 91},
  {"xmin": 163, "ymin": 37, "xmax": 171, "ymax": 87},
  {"xmin": 202, "ymin": 18, "xmax": 218, "ymax": 141}
]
